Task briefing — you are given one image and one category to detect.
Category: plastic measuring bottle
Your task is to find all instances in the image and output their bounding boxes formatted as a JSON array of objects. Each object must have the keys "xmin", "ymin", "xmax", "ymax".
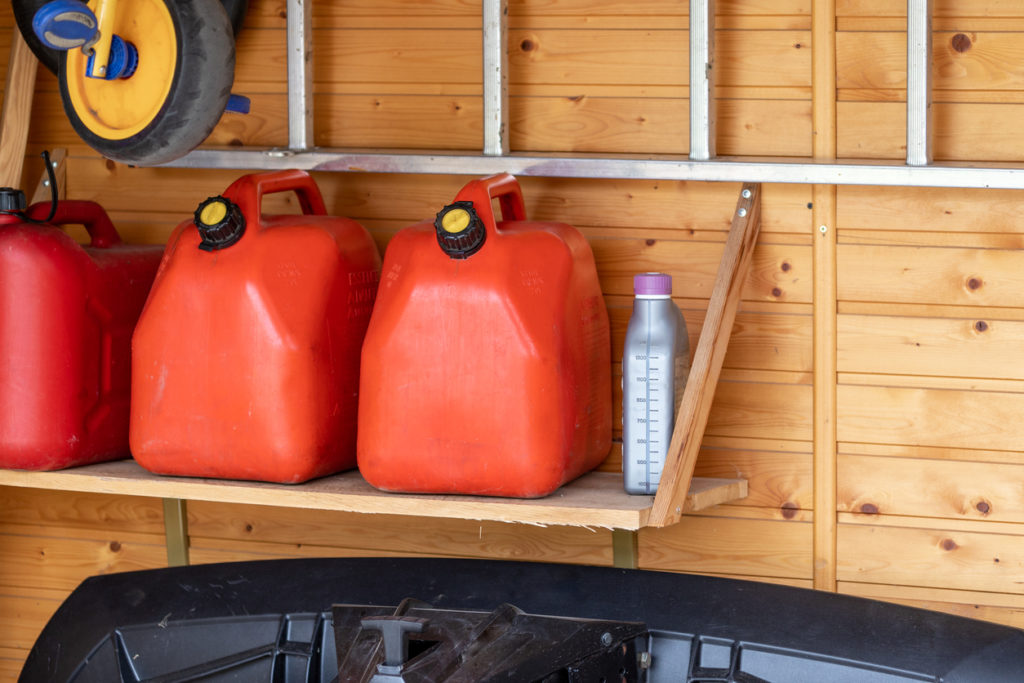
[{"xmin": 622, "ymin": 272, "xmax": 690, "ymax": 495}]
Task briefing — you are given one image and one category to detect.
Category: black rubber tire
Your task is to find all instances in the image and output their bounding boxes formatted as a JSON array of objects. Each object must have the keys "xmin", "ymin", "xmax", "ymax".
[
  {"xmin": 11, "ymin": 0, "xmax": 70, "ymax": 74},
  {"xmin": 57, "ymin": 0, "xmax": 236, "ymax": 166},
  {"xmin": 12, "ymin": 0, "xmax": 246, "ymax": 75},
  {"xmin": 221, "ymin": 0, "xmax": 248, "ymax": 37}
]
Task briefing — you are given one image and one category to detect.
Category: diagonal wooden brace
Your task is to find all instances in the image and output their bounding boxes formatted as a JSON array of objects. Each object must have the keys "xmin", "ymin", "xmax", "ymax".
[
  {"xmin": 648, "ymin": 183, "xmax": 762, "ymax": 527},
  {"xmin": 0, "ymin": 29, "xmax": 39, "ymax": 189}
]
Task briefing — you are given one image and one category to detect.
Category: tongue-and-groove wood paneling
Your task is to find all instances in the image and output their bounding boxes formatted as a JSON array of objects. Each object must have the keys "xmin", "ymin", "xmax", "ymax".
[{"xmin": 3, "ymin": 0, "xmax": 1024, "ymax": 677}]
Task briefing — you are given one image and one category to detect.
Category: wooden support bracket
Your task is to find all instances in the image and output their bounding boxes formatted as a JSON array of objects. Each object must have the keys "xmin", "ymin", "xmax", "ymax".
[
  {"xmin": 162, "ymin": 498, "xmax": 191, "ymax": 567},
  {"xmin": 648, "ymin": 183, "xmax": 762, "ymax": 527},
  {"xmin": 30, "ymin": 148, "xmax": 68, "ymax": 204},
  {"xmin": 611, "ymin": 529, "xmax": 639, "ymax": 569}
]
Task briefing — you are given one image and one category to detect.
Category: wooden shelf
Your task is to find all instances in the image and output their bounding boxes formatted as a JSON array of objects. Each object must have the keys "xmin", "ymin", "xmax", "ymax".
[
  {"xmin": 0, "ymin": 185, "xmax": 761, "ymax": 536},
  {"xmin": 0, "ymin": 185, "xmax": 758, "ymax": 537},
  {"xmin": 0, "ymin": 461, "xmax": 745, "ymax": 531}
]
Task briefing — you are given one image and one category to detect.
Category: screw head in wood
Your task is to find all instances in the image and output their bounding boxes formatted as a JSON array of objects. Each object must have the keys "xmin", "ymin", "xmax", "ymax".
[{"xmin": 737, "ymin": 208, "xmax": 748, "ymax": 217}]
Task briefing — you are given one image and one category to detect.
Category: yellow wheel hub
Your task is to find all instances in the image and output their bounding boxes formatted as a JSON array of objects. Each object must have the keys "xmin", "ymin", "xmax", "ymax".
[{"xmin": 65, "ymin": 0, "xmax": 177, "ymax": 140}]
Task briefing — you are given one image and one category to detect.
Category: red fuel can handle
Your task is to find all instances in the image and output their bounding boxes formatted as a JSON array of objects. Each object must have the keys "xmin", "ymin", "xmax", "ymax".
[
  {"xmin": 28, "ymin": 199, "xmax": 123, "ymax": 247},
  {"xmin": 458, "ymin": 172, "xmax": 527, "ymax": 225}
]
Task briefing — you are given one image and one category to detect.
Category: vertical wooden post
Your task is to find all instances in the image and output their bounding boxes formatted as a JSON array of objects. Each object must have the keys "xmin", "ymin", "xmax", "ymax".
[
  {"xmin": 812, "ymin": 0, "xmax": 838, "ymax": 592},
  {"xmin": 0, "ymin": 30, "xmax": 38, "ymax": 189}
]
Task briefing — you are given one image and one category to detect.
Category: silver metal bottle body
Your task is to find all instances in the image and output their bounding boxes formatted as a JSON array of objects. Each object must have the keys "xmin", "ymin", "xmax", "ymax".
[{"xmin": 622, "ymin": 296, "xmax": 689, "ymax": 495}]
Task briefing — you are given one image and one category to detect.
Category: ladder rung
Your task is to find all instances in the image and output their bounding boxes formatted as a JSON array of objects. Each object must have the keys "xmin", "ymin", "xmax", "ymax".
[
  {"xmin": 482, "ymin": 0, "xmax": 509, "ymax": 157},
  {"xmin": 286, "ymin": 0, "xmax": 314, "ymax": 152},
  {"xmin": 689, "ymin": 0, "xmax": 716, "ymax": 161},
  {"xmin": 906, "ymin": 0, "xmax": 933, "ymax": 166}
]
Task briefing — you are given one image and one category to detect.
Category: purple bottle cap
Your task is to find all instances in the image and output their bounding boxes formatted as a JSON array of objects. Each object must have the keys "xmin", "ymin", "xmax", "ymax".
[{"xmin": 634, "ymin": 272, "xmax": 672, "ymax": 296}]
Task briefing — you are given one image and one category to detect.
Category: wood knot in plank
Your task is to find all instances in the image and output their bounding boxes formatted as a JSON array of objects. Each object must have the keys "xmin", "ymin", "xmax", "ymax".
[
  {"xmin": 520, "ymin": 38, "xmax": 536, "ymax": 52},
  {"xmin": 780, "ymin": 502, "xmax": 799, "ymax": 519},
  {"xmin": 976, "ymin": 500, "xmax": 991, "ymax": 515},
  {"xmin": 941, "ymin": 538, "xmax": 959, "ymax": 551},
  {"xmin": 974, "ymin": 320, "xmax": 988, "ymax": 332},
  {"xmin": 967, "ymin": 277, "xmax": 983, "ymax": 291},
  {"xmin": 109, "ymin": 541, "xmax": 122, "ymax": 552},
  {"xmin": 951, "ymin": 33, "xmax": 972, "ymax": 53},
  {"xmin": 859, "ymin": 503, "xmax": 879, "ymax": 515}
]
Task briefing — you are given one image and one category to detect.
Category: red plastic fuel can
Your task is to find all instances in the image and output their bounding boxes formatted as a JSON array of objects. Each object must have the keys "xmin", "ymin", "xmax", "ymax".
[
  {"xmin": 358, "ymin": 173, "xmax": 611, "ymax": 498},
  {"xmin": 130, "ymin": 170, "xmax": 381, "ymax": 483},
  {"xmin": 0, "ymin": 193, "xmax": 163, "ymax": 470}
]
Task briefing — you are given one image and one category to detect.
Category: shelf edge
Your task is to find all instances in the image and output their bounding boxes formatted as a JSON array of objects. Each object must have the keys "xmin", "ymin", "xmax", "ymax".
[{"xmin": 0, "ymin": 463, "xmax": 746, "ymax": 531}]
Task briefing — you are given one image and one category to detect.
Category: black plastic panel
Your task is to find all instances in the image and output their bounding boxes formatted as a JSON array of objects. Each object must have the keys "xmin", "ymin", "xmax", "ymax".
[{"xmin": 19, "ymin": 558, "xmax": 1024, "ymax": 682}]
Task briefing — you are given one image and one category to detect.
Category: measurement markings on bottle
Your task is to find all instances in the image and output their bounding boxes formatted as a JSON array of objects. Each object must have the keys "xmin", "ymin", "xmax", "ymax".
[{"xmin": 638, "ymin": 321, "xmax": 664, "ymax": 493}]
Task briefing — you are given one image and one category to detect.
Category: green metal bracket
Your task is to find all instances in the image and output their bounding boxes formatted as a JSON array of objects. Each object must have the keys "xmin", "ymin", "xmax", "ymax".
[
  {"xmin": 612, "ymin": 529, "xmax": 639, "ymax": 569},
  {"xmin": 162, "ymin": 497, "xmax": 190, "ymax": 567}
]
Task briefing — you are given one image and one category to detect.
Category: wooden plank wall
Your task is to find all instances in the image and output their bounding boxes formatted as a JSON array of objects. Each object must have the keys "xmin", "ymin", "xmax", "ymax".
[
  {"xmin": 2, "ymin": 0, "xmax": 1024, "ymax": 675},
  {"xmin": 833, "ymin": 0, "xmax": 1024, "ymax": 628}
]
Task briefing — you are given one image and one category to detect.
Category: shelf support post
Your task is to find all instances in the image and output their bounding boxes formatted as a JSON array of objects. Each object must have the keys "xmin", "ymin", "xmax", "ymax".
[
  {"xmin": 482, "ymin": 0, "xmax": 509, "ymax": 156},
  {"xmin": 286, "ymin": 0, "xmax": 314, "ymax": 152},
  {"xmin": 689, "ymin": 0, "xmax": 716, "ymax": 160},
  {"xmin": 906, "ymin": 0, "xmax": 933, "ymax": 166},
  {"xmin": 162, "ymin": 498, "xmax": 190, "ymax": 567},
  {"xmin": 648, "ymin": 183, "xmax": 761, "ymax": 527},
  {"xmin": 612, "ymin": 529, "xmax": 639, "ymax": 569}
]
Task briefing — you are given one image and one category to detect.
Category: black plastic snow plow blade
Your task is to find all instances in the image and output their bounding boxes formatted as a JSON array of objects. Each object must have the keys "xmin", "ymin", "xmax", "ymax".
[
  {"xmin": 333, "ymin": 600, "xmax": 647, "ymax": 682},
  {"xmin": 18, "ymin": 557, "xmax": 1024, "ymax": 682}
]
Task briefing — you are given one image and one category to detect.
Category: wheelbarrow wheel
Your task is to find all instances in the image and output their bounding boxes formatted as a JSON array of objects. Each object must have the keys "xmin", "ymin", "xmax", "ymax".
[
  {"xmin": 55, "ymin": 0, "xmax": 235, "ymax": 165},
  {"xmin": 11, "ymin": 0, "xmax": 247, "ymax": 75}
]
